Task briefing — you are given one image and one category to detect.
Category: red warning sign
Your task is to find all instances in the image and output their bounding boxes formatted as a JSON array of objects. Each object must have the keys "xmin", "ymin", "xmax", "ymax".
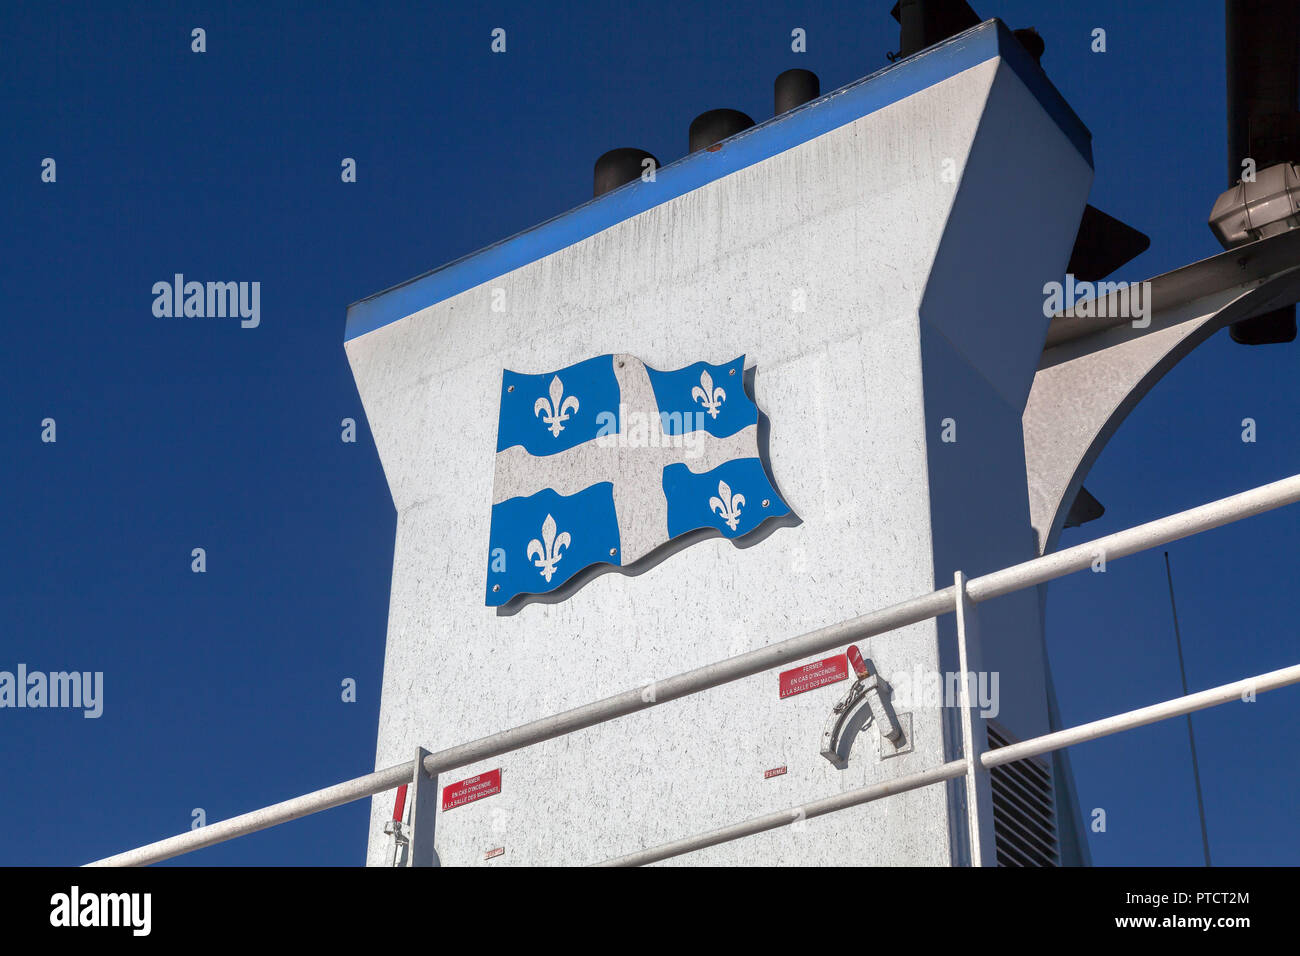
[
  {"xmin": 779, "ymin": 655, "xmax": 849, "ymax": 699},
  {"xmin": 442, "ymin": 769, "xmax": 502, "ymax": 811}
]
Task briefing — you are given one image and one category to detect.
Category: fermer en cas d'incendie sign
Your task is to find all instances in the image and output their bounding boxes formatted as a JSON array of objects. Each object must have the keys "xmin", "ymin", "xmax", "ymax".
[
  {"xmin": 778, "ymin": 655, "xmax": 849, "ymax": 699},
  {"xmin": 441, "ymin": 769, "xmax": 502, "ymax": 811}
]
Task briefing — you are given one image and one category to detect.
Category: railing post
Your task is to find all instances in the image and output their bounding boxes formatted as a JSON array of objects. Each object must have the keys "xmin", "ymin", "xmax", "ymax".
[
  {"xmin": 953, "ymin": 571, "xmax": 993, "ymax": 866},
  {"xmin": 407, "ymin": 747, "xmax": 439, "ymax": 867}
]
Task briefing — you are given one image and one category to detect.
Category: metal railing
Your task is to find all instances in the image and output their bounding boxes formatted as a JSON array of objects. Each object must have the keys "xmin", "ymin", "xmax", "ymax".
[
  {"xmin": 87, "ymin": 473, "xmax": 1300, "ymax": 867},
  {"xmin": 599, "ymin": 658, "xmax": 1300, "ymax": 866}
]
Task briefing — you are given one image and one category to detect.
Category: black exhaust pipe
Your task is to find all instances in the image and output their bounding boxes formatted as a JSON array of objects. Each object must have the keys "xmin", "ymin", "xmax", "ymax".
[
  {"xmin": 774, "ymin": 69, "xmax": 820, "ymax": 114},
  {"xmin": 891, "ymin": 0, "xmax": 980, "ymax": 59},
  {"xmin": 689, "ymin": 109, "xmax": 755, "ymax": 152},
  {"xmin": 594, "ymin": 148, "xmax": 659, "ymax": 198}
]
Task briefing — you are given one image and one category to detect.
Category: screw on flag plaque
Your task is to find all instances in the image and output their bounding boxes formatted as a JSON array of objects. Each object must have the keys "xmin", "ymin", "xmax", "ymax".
[{"xmin": 485, "ymin": 353, "xmax": 793, "ymax": 608}]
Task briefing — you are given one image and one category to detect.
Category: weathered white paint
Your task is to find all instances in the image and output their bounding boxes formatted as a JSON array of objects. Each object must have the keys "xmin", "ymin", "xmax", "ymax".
[{"xmin": 346, "ymin": 50, "xmax": 1092, "ymax": 865}]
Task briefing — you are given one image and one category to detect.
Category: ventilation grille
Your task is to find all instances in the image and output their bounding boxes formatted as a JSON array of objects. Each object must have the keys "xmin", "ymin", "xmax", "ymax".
[{"xmin": 986, "ymin": 722, "xmax": 1060, "ymax": 867}]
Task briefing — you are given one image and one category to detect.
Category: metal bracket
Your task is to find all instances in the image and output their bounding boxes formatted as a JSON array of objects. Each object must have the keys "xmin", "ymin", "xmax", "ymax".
[
  {"xmin": 878, "ymin": 712, "xmax": 913, "ymax": 759},
  {"xmin": 820, "ymin": 648, "xmax": 905, "ymax": 768},
  {"xmin": 382, "ymin": 816, "xmax": 409, "ymax": 867},
  {"xmin": 820, "ymin": 679, "xmax": 874, "ymax": 769}
]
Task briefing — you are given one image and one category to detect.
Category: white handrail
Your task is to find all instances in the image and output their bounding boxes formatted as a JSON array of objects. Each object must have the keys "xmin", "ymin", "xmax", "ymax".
[{"xmin": 86, "ymin": 473, "xmax": 1300, "ymax": 866}]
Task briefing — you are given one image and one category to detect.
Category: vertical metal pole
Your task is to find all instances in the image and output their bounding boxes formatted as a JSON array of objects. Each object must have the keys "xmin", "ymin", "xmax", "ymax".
[
  {"xmin": 407, "ymin": 746, "xmax": 440, "ymax": 867},
  {"xmin": 1163, "ymin": 552, "xmax": 1213, "ymax": 867},
  {"xmin": 953, "ymin": 571, "xmax": 983, "ymax": 867}
]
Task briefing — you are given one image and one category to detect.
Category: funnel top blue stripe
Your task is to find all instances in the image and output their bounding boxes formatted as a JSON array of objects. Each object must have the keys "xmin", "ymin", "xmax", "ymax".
[{"xmin": 345, "ymin": 19, "xmax": 1091, "ymax": 343}]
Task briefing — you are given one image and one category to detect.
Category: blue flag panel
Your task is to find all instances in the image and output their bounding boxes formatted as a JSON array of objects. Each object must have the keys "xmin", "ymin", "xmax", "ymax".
[
  {"xmin": 662, "ymin": 458, "xmax": 790, "ymax": 540},
  {"xmin": 486, "ymin": 483, "xmax": 620, "ymax": 607},
  {"xmin": 644, "ymin": 355, "xmax": 751, "ymax": 438},
  {"xmin": 496, "ymin": 354, "xmax": 621, "ymax": 456}
]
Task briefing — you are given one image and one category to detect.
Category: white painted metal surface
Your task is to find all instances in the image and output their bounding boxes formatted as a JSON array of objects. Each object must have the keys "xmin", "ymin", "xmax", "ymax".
[{"xmin": 344, "ymin": 38, "xmax": 1092, "ymax": 866}]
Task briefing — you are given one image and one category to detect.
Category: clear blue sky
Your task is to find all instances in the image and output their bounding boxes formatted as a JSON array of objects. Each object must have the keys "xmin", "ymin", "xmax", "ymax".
[{"xmin": 3, "ymin": 0, "xmax": 1297, "ymax": 866}]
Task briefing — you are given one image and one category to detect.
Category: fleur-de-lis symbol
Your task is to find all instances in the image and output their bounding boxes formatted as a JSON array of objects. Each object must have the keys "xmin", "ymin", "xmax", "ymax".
[
  {"xmin": 691, "ymin": 369, "xmax": 726, "ymax": 419},
  {"xmin": 526, "ymin": 513, "xmax": 571, "ymax": 582},
  {"xmin": 534, "ymin": 376, "xmax": 579, "ymax": 437},
  {"xmin": 709, "ymin": 480, "xmax": 745, "ymax": 531}
]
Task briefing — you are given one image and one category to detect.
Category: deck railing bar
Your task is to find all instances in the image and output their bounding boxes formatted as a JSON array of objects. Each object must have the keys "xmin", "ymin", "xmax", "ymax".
[
  {"xmin": 85, "ymin": 473, "xmax": 1300, "ymax": 867},
  {"xmin": 597, "ymin": 661, "xmax": 1300, "ymax": 866}
]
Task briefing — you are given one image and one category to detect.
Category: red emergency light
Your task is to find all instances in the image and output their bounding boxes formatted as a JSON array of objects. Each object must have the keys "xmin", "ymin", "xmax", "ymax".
[{"xmin": 846, "ymin": 645, "xmax": 869, "ymax": 679}]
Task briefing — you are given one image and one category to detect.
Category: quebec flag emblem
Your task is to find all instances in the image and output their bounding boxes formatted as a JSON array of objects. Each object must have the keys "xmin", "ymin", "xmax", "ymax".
[{"xmin": 486, "ymin": 353, "xmax": 791, "ymax": 608}]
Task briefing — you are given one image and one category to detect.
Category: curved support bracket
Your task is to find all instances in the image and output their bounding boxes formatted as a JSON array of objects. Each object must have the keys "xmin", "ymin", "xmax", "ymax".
[
  {"xmin": 1024, "ymin": 233, "xmax": 1300, "ymax": 556},
  {"xmin": 820, "ymin": 681, "xmax": 875, "ymax": 769},
  {"xmin": 819, "ymin": 657, "xmax": 905, "ymax": 769}
]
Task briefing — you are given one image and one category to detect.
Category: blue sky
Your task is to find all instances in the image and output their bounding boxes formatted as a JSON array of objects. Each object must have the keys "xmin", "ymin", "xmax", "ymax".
[{"xmin": 2, "ymin": 0, "xmax": 1296, "ymax": 866}]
